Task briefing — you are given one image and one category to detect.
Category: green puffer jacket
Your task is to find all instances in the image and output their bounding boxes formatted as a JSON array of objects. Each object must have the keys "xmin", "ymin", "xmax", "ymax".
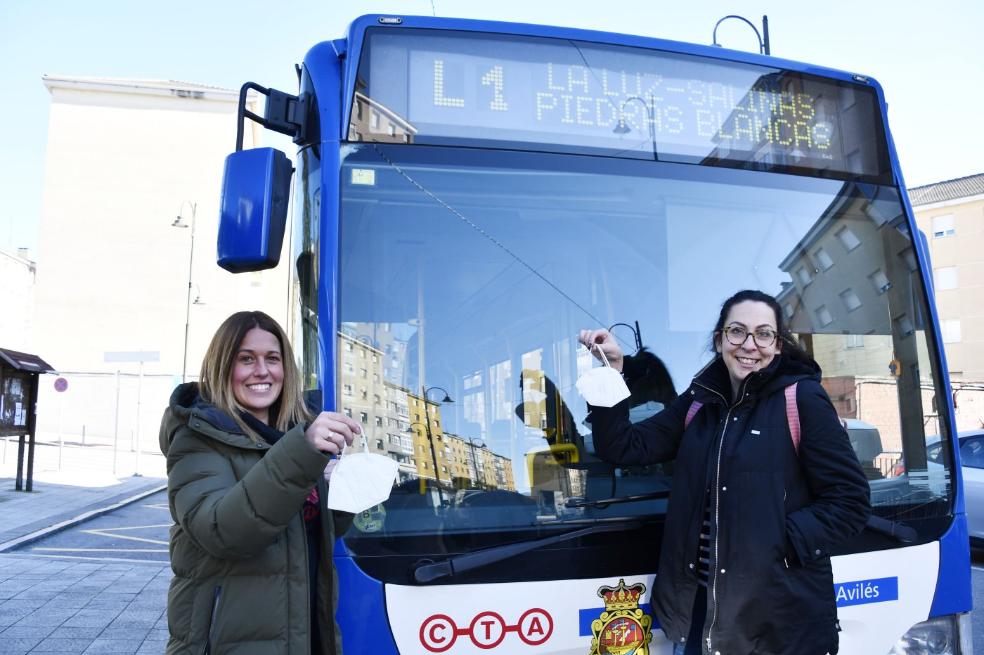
[{"xmin": 159, "ymin": 383, "xmax": 344, "ymax": 654}]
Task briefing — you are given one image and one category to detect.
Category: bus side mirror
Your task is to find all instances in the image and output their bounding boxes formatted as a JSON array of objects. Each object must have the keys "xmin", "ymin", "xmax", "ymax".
[{"xmin": 217, "ymin": 147, "xmax": 292, "ymax": 272}]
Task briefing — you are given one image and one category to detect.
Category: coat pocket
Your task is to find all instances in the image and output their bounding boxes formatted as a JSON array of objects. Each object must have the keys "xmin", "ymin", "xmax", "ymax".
[{"xmin": 202, "ymin": 585, "xmax": 222, "ymax": 655}]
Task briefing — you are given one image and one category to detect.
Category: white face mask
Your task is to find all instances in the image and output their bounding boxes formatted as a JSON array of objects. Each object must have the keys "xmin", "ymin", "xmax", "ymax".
[
  {"xmin": 326, "ymin": 432, "xmax": 399, "ymax": 514},
  {"xmin": 575, "ymin": 346, "xmax": 630, "ymax": 407}
]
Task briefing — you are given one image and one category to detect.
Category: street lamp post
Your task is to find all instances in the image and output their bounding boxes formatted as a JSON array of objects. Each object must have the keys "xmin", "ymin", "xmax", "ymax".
[
  {"xmin": 711, "ymin": 14, "xmax": 770, "ymax": 55},
  {"xmin": 420, "ymin": 385, "xmax": 454, "ymax": 504},
  {"xmin": 410, "ymin": 419, "xmax": 443, "ymax": 504},
  {"xmin": 465, "ymin": 437, "xmax": 485, "ymax": 488},
  {"xmin": 608, "ymin": 320, "xmax": 643, "ymax": 354},
  {"xmin": 613, "ymin": 96, "xmax": 658, "ymax": 160},
  {"xmin": 171, "ymin": 201, "xmax": 197, "ymax": 383}
]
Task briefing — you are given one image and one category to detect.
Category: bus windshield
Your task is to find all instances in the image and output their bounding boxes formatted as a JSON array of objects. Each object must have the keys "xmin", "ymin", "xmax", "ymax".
[{"xmin": 328, "ymin": 142, "xmax": 951, "ymax": 557}]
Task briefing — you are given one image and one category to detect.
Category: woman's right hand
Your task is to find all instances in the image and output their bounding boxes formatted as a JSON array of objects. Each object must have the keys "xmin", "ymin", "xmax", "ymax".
[
  {"xmin": 578, "ymin": 328, "xmax": 624, "ymax": 372},
  {"xmin": 305, "ymin": 411, "xmax": 361, "ymax": 455}
]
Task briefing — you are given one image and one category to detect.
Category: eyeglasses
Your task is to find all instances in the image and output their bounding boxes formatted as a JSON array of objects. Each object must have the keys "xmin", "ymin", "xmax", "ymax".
[{"xmin": 722, "ymin": 324, "xmax": 778, "ymax": 348}]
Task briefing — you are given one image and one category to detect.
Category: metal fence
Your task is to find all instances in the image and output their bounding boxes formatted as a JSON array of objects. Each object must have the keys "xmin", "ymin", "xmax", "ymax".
[{"xmin": 0, "ymin": 371, "xmax": 188, "ymax": 480}]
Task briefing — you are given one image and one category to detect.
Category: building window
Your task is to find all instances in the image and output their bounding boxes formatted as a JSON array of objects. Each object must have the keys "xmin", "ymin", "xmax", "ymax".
[
  {"xmin": 839, "ymin": 288, "xmax": 862, "ymax": 312},
  {"xmin": 942, "ymin": 319, "xmax": 962, "ymax": 343},
  {"xmin": 896, "ymin": 315, "xmax": 915, "ymax": 337},
  {"xmin": 815, "ymin": 305, "xmax": 833, "ymax": 327},
  {"xmin": 932, "ymin": 214, "xmax": 955, "ymax": 238},
  {"xmin": 796, "ymin": 266, "xmax": 812, "ymax": 286},
  {"xmin": 901, "ymin": 249, "xmax": 918, "ymax": 272},
  {"xmin": 375, "ymin": 416, "xmax": 383, "ymax": 427},
  {"xmin": 360, "ymin": 411, "xmax": 369, "ymax": 423},
  {"xmin": 869, "ymin": 269, "xmax": 891, "ymax": 294},
  {"xmin": 934, "ymin": 266, "xmax": 958, "ymax": 291},
  {"xmin": 344, "ymin": 407, "xmax": 352, "ymax": 418},
  {"xmin": 343, "ymin": 384, "xmax": 353, "ymax": 397},
  {"xmin": 783, "ymin": 303, "xmax": 794, "ymax": 319},
  {"xmin": 846, "ymin": 334, "xmax": 864, "ymax": 349},
  {"xmin": 345, "ymin": 342, "xmax": 353, "ymax": 352},
  {"xmin": 836, "ymin": 226, "xmax": 861, "ymax": 252},
  {"xmin": 375, "ymin": 438, "xmax": 384, "ymax": 450},
  {"xmin": 813, "ymin": 247, "xmax": 834, "ymax": 271}
]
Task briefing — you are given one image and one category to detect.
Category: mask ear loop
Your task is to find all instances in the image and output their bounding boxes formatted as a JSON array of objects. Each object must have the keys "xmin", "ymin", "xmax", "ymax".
[{"xmin": 593, "ymin": 344, "xmax": 613, "ymax": 369}]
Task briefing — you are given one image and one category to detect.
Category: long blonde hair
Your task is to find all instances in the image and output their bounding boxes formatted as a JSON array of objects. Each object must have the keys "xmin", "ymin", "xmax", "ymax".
[{"xmin": 199, "ymin": 311, "xmax": 313, "ymax": 442}]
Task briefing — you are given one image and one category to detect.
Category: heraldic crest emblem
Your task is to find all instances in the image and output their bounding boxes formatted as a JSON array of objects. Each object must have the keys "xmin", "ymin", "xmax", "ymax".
[{"xmin": 589, "ymin": 578, "xmax": 653, "ymax": 655}]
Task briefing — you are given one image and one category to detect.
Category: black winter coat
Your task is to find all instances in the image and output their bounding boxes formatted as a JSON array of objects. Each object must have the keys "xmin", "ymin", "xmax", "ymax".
[{"xmin": 589, "ymin": 354, "xmax": 870, "ymax": 655}]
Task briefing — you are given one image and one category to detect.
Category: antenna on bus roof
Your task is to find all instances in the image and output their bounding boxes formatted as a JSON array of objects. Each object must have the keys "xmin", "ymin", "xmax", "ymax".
[{"xmin": 712, "ymin": 14, "xmax": 771, "ymax": 55}]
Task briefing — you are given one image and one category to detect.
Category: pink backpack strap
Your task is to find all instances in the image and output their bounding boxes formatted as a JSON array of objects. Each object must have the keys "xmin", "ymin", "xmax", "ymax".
[
  {"xmin": 684, "ymin": 400, "xmax": 703, "ymax": 430},
  {"xmin": 785, "ymin": 382, "xmax": 800, "ymax": 455}
]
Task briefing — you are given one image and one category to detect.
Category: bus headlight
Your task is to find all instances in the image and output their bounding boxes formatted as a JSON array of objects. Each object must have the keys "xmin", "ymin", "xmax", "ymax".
[{"xmin": 888, "ymin": 614, "xmax": 973, "ymax": 655}]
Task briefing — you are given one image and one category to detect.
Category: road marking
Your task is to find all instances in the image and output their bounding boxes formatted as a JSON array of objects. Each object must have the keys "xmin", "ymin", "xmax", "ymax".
[
  {"xmin": 11, "ymin": 553, "xmax": 169, "ymax": 564},
  {"xmin": 31, "ymin": 547, "xmax": 168, "ymax": 553},
  {"xmin": 143, "ymin": 503, "xmax": 169, "ymax": 510},
  {"xmin": 82, "ymin": 523, "xmax": 170, "ymax": 546},
  {"xmin": 0, "ymin": 484, "xmax": 167, "ymax": 553}
]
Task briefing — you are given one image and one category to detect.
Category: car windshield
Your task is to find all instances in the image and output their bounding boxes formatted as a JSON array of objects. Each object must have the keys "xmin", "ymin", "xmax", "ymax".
[{"xmin": 322, "ymin": 143, "xmax": 949, "ymax": 550}]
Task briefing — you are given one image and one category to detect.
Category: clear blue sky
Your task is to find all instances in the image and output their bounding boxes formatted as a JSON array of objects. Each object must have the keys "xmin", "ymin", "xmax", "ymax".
[{"xmin": 2, "ymin": 0, "xmax": 981, "ymax": 256}]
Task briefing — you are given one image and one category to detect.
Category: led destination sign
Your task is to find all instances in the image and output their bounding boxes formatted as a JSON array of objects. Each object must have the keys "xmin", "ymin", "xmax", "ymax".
[{"xmin": 353, "ymin": 29, "xmax": 889, "ymax": 180}]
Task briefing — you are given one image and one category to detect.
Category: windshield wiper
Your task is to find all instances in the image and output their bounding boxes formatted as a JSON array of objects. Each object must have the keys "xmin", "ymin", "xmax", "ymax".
[
  {"xmin": 565, "ymin": 489, "xmax": 670, "ymax": 509},
  {"xmin": 413, "ymin": 517, "xmax": 642, "ymax": 583},
  {"xmin": 864, "ymin": 514, "xmax": 918, "ymax": 544}
]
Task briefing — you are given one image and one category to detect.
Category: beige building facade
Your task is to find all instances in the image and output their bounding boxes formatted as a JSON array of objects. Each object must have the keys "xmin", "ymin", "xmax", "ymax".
[
  {"xmin": 909, "ymin": 173, "xmax": 984, "ymax": 433},
  {"xmin": 910, "ymin": 174, "xmax": 984, "ymax": 382},
  {"xmin": 33, "ymin": 76, "xmax": 286, "ymax": 443}
]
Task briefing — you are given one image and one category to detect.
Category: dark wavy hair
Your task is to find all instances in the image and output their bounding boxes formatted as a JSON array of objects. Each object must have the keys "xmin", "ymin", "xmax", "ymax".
[{"xmin": 710, "ymin": 289, "xmax": 811, "ymax": 364}]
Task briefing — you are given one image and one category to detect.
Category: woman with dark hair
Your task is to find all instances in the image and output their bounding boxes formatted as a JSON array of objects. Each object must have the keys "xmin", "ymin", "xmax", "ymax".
[
  {"xmin": 160, "ymin": 310, "xmax": 360, "ymax": 654},
  {"xmin": 579, "ymin": 290, "xmax": 869, "ymax": 655}
]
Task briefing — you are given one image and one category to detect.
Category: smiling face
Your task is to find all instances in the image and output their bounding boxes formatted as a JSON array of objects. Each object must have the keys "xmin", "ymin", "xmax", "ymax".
[
  {"xmin": 715, "ymin": 300, "xmax": 782, "ymax": 398},
  {"xmin": 231, "ymin": 327, "xmax": 284, "ymax": 424}
]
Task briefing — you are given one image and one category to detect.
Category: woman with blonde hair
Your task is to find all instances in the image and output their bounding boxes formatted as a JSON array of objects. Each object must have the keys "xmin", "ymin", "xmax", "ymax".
[{"xmin": 160, "ymin": 310, "xmax": 360, "ymax": 654}]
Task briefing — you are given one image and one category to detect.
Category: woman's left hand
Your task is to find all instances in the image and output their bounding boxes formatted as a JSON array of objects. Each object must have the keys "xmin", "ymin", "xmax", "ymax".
[{"xmin": 305, "ymin": 411, "xmax": 361, "ymax": 455}]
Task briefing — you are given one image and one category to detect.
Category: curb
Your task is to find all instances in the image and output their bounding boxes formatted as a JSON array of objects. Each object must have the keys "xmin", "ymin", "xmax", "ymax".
[{"xmin": 0, "ymin": 483, "xmax": 168, "ymax": 553}]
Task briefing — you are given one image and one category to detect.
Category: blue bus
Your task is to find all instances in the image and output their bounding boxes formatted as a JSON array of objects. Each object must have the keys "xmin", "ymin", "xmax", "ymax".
[{"xmin": 216, "ymin": 14, "xmax": 972, "ymax": 655}]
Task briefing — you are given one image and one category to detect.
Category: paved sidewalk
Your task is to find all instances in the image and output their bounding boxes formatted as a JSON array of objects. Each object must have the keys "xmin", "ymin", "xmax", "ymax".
[
  {"xmin": 0, "ymin": 555, "xmax": 170, "ymax": 654},
  {"xmin": 0, "ymin": 445, "xmax": 172, "ymax": 654}
]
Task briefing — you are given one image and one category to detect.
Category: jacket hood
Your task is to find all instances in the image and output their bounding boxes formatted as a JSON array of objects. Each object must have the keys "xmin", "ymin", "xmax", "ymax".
[
  {"xmin": 159, "ymin": 382, "xmax": 267, "ymax": 456},
  {"xmin": 694, "ymin": 353, "xmax": 821, "ymax": 402}
]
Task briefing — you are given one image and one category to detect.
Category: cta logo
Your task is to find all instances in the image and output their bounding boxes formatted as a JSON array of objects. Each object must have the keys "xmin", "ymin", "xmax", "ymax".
[{"xmin": 419, "ymin": 608, "xmax": 553, "ymax": 652}]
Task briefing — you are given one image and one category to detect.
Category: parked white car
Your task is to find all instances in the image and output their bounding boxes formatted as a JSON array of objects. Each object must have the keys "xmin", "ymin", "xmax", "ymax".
[{"xmin": 950, "ymin": 431, "xmax": 984, "ymax": 545}]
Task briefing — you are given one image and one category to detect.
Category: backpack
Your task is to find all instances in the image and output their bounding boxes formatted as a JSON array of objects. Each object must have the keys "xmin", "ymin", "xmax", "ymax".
[{"xmin": 684, "ymin": 383, "xmax": 802, "ymax": 453}]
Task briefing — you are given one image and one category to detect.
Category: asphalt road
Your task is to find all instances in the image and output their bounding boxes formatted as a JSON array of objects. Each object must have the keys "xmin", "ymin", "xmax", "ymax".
[
  {"xmin": 10, "ymin": 489, "xmax": 170, "ymax": 564},
  {"xmin": 971, "ymin": 549, "xmax": 984, "ymax": 649}
]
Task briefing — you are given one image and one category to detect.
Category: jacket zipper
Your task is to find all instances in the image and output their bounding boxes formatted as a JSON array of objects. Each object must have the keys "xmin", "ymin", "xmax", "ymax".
[
  {"xmin": 318, "ymin": 475, "xmax": 336, "ymax": 654},
  {"xmin": 694, "ymin": 380, "xmax": 749, "ymax": 655},
  {"xmin": 202, "ymin": 585, "xmax": 222, "ymax": 655}
]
